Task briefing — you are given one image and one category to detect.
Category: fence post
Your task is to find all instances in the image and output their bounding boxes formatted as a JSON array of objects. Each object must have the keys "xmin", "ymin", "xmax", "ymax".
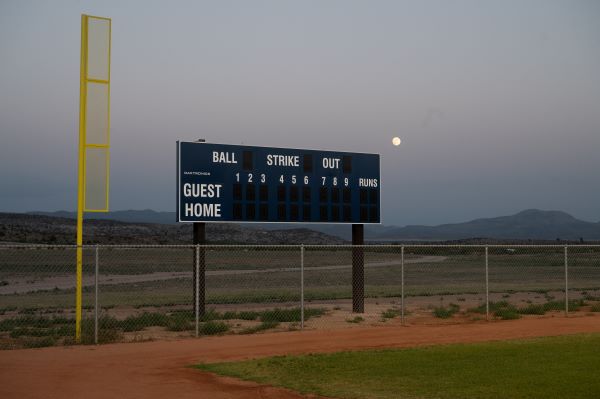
[
  {"xmin": 300, "ymin": 245, "xmax": 305, "ymax": 330},
  {"xmin": 352, "ymin": 224, "xmax": 365, "ymax": 313},
  {"xmin": 94, "ymin": 244, "xmax": 99, "ymax": 345},
  {"xmin": 195, "ymin": 244, "xmax": 200, "ymax": 337},
  {"xmin": 485, "ymin": 246, "xmax": 489, "ymax": 321},
  {"xmin": 193, "ymin": 224, "xmax": 206, "ymax": 317},
  {"xmin": 565, "ymin": 246, "xmax": 569, "ymax": 317},
  {"xmin": 401, "ymin": 246, "xmax": 405, "ymax": 325}
]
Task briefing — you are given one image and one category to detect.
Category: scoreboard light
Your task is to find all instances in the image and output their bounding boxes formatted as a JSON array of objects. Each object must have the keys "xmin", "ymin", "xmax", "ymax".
[{"xmin": 176, "ymin": 141, "xmax": 381, "ymax": 224}]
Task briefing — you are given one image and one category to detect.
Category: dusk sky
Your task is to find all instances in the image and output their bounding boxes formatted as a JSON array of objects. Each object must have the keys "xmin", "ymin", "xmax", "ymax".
[{"xmin": 1, "ymin": 0, "xmax": 599, "ymax": 226}]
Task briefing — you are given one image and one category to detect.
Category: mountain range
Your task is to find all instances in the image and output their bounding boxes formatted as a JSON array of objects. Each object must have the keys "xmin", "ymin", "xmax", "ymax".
[
  {"xmin": 27, "ymin": 209, "xmax": 600, "ymax": 241},
  {"xmin": 0, "ymin": 213, "xmax": 345, "ymax": 245},
  {"xmin": 375, "ymin": 209, "xmax": 600, "ymax": 241}
]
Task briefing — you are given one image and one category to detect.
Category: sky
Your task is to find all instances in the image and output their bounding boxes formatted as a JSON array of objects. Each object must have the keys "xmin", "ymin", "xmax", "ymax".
[{"xmin": 1, "ymin": 0, "xmax": 599, "ymax": 226}]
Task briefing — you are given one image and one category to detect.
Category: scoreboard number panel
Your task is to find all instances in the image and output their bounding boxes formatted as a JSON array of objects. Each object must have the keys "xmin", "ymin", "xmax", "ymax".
[{"xmin": 176, "ymin": 141, "xmax": 380, "ymax": 224}]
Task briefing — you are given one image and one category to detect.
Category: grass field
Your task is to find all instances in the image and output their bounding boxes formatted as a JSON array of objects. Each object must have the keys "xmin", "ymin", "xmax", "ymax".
[{"xmin": 198, "ymin": 334, "xmax": 600, "ymax": 399}]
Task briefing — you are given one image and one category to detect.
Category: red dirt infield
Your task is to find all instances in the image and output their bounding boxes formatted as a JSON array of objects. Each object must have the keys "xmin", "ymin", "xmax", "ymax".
[{"xmin": 1, "ymin": 315, "xmax": 600, "ymax": 399}]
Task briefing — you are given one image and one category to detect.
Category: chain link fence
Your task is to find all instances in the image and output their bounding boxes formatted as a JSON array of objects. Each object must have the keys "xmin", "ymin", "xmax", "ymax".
[{"xmin": 1, "ymin": 245, "xmax": 599, "ymax": 349}]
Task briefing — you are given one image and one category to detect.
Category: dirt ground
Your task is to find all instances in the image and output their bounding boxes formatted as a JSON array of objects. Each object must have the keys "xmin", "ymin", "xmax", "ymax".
[
  {"xmin": 1, "ymin": 315, "xmax": 600, "ymax": 399},
  {"xmin": 0, "ymin": 256, "xmax": 447, "ymax": 295}
]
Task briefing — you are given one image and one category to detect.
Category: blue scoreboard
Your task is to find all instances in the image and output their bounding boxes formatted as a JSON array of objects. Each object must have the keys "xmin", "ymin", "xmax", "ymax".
[{"xmin": 177, "ymin": 141, "xmax": 380, "ymax": 224}]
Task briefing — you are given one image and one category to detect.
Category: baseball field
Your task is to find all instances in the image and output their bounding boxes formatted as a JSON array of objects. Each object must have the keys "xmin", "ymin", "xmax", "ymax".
[
  {"xmin": 2, "ymin": 245, "xmax": 599, "ymax": 398},
  {"xmin": 1, "ymin": 315, "xmax": 600, "ymax": 398}
]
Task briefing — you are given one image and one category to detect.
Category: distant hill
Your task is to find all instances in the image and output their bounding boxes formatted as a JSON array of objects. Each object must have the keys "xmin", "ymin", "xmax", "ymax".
[
  {"xmin": 30, "ymin": 210, "xmax": 177, "ymax": 225},
  {"xmin": 375, "ymin": 209, "xmax": 600, "ymax": 241},
  {"xmin": 28, "ymin": 209, "xmax": 600, "ymax": 241},
  {"xmin": 1, "ymin": 213, "xmax": 346, "ymax": 245},
  {"xmin": 28, "ymin": 210, "xmax": 393, "ymax": 240}
]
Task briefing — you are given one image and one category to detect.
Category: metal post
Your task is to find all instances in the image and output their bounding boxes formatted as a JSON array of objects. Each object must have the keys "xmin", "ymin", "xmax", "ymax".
[
  {"xmin": 485, "ymin": 246, "xmax": 489, "ymax": 321},
  {"xmin": 195, "ymin": 244, "xmax": 200, "ymax": 337},
  {"xmin": 193, "ymin": 223, "xmax": 206, "ymax": 316},
  {"xmin": 565, "ymin": 246, "xmax": 569, "ymax": 317},
  {"xmin": 300, "ymin": 245, "xmax": 304, "ymax": 330},
  {"xmin": 401, "ymin": 246, "xmax": 405, "ymax": 325},
  {"xmin": 352, "ymin": 224, "xmax": 365, "ymax": 313},
  {"xmin": 94, "ymin": 244, "xmax": 99, "ymax": 345}
]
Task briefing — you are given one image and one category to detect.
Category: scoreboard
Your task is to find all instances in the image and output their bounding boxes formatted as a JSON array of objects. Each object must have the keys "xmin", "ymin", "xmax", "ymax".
[{"xmin": 176, "ymin": 141, "xmax": 380, "ymax": 224}]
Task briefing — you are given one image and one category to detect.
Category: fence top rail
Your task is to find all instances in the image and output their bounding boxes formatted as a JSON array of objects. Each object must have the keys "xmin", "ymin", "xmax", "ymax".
[{"xmin": 1, "ymin": 244, "xmax": 600, "ymax": 249}]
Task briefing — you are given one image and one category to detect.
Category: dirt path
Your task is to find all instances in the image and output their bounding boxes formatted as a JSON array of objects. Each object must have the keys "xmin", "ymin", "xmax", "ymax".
[
  {"xmin": 1, "ymin": 315, "xmax": 599, "ymax": 399},
  {"xmin": 1, "ymin": 256, "xmax": 446, "ymax": 294}
]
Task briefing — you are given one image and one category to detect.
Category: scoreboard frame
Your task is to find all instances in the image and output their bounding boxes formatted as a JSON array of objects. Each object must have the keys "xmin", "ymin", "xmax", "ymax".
[{"xmin": 176, "ymin": 141, "xmax": 381, "ymax": 224}]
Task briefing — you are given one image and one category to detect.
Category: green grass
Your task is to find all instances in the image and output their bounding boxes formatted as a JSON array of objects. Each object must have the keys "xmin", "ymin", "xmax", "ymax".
[{"xmin": 197, "ymin": 334, "xmax": 600, "ymax": 399}]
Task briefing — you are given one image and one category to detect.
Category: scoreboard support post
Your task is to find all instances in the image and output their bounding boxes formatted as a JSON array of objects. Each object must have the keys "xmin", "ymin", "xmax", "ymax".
[
  {"xmin": 193, "ymin": 222, "xmax": 206, "ymax": 316},
  {"xmin": 352, "ymin": 224, "xmax": 365, "ymax": 313}
]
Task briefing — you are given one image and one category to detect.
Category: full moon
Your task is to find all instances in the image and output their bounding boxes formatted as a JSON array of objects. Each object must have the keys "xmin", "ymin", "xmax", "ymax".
[{"xmin": 392, "ymin": 137, "xmax": 401, "ymax": 146}]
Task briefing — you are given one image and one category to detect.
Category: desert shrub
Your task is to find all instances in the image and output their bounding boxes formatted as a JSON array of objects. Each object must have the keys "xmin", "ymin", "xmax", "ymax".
[
  {"xmin": 543, "ymin": 300, "xmax": 585, "ymax": 312},
  {"xmin": 259, "ymin": 308, "xmax": 325, "ymax": 323},
  {"xmin": 197, "ymin": 309, "xmax": 223, "ymax": 322},
  {"xmin": 22, "ymin": 337, "xmax": 56, "ymax": 348},
  {"xmin": 199, "ymin": 321, "xmax": 229, "ymax": 335},
  {"xmin": 239, "ymin": 321, "xmax": 279, "ymax": 334},
  {"xmin": 495, "ymin": 308, "xmax": 521, "ymax": 320},
  {"xmin": 469, "ymin": 301, "xmax": 513, "ymax": 314},
  {"xmin": 220, "ymin": 310, "xmax": 259, "ymax": 321},
  {"xmin": 469, "ymin": 301, "xmax": 521, "ymax": 320},
  {"xmin": 518, "ymin": 304, "xmax": 546, "ymax": 315},
  {"xmin": 381, "ymin": 308, "xmax": 401, "ymax": 319},
  {"xmin": 166, "ymin": 314, "xmax": 193, "ymax": 331},
  {"xmin": 122, "ymin": 312, "xmax": 169, "ymax": 332},
  {"xmin": 433, "ymin": 303, "xmax": 460, "ymax": 319},
  {"xmin": 80, "ymin": 317, "xmax": 122, "ymax": 344},
  {"xmin": 346, "ymin": 316, "xmax": 364, "ymax": 324},
  {"xmin": 236, "ymin": 311, "xmax": 260, "ymax": 320}
]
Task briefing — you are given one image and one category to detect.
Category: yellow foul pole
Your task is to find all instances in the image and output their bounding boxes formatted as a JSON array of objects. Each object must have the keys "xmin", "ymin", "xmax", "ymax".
[
  {"xmin": 76, "ymin": 14, "xmax": 88, "ymax": 342},
  {"xmin": 76, "ymin": 14, "xmax": 111, "ymax": 341}
]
